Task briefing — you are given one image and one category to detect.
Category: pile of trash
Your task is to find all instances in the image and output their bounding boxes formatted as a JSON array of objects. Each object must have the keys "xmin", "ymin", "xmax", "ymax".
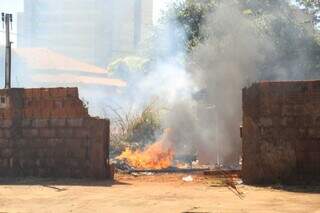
[{"xmin": 111, "ymin": 159, "xmax": 135, "ymax": 172}]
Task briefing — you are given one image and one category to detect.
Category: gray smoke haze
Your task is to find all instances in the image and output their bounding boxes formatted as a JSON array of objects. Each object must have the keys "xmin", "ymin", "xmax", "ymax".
[
  {"xmin": 158, "ymin": 0, "xmax": 317, "ymax": 165},
  {"xmin": 163, "ymin": 1, "xmax": 264, "ymax": 165}
]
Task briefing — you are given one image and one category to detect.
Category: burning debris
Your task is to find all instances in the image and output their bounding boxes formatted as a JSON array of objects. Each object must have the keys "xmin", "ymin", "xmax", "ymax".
[
  {"xmin": 116, "ymin": 129, "xmax": 174, "ymax": 170},
  {"xmin": 116, "ymin": 141, "xmax": 174, "ymax": 170},
  {"xmin": 113, "ymin": 127, "xmax": 240, "ymax": 173}
]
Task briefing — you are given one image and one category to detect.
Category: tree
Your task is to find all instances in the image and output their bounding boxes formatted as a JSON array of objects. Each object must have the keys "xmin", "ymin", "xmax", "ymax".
[
  {"xmin": 297, "ymin": 0, "xmax": 320, "ymax": 10},
  {"xmin": 159, "ymin": 0, "xmax": 320, "ymax": 79},
  {"xmin": 296, "ymin": 0, "xmax": 320, "ymax": 24},
  {"xmin": 165, "ymin": 0, "xmax": 218, "ymax": 51}
]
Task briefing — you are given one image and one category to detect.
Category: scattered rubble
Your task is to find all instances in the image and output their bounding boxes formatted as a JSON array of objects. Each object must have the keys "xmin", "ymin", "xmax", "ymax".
[{"xmin": 182, "ymin": 175, "xmax": 193, "ymax": 182}]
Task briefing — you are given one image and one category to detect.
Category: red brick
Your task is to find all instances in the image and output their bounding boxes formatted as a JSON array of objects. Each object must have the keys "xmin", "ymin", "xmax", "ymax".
[
  {"xmin": 66, "ymin": 88, "xmax": 78, "ymax": 98},
  {"xmin": 22, "ymin": 129, "xmax": 39, "ymax": 138},
  {"xmin": 57, "ymin": 129, "xmax": 73, "ymax": 138},
  {"xmin": 0, "ymin": 138, "xmax": 9, "ymax": 147},
  {"xmin": 1, "ymin": 148, "xmax": 12, "ymax": 158},
  {"xmin": 40, "ymin": 88, "xmax": 50, "ymax": 98},
  {"xmin": 0, "ymin": 129, "xmax": 11, "ymax": 139},
  {"xmin": 50, "ymin": 118, "xmax": 66, "ymax": 127},
  {"xmin": 32, "ymin": 119, "xmax": 48, "ymax": 128},
  {"xmin": 0, "ymin": 120, "xmax": 12, "ymax": 128},
  {"xmin": 39, "ymin": 128, "xmax": 56, "ymax": 138},
  {"xmin": 0, "ymin": 87, "xmax": 110, "ymax": 179},
  {"xmin": 73, "ymin": 129, "xmax": 89, "ymax": 138},
  {"xmin": 67, "ymin": 118, "xmax": 83, "ymax": 127},
  {"xmin": 24, "ymin": 89, "xmax": 33, "ymax": 98},
  {"xmin": 243, "ymin": 80, "xmax": 320, "ymax": 183}
]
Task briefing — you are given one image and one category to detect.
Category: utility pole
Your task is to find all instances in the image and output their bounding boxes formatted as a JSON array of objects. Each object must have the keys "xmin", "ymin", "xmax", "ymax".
[{"xmin": 2, "ymin": 13, "xmax": 13, "ymax": 89}]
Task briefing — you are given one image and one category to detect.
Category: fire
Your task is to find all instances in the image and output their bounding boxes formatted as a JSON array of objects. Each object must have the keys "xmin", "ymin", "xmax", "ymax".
[{"xmin": 117, "ymin": 129, "xmax": 174, "ymax": 169}]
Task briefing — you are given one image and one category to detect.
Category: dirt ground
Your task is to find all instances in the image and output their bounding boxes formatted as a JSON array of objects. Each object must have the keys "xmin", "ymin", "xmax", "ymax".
[{"xmin": 0, "ymin": 173, "xmax": 319, "ymax": 213}]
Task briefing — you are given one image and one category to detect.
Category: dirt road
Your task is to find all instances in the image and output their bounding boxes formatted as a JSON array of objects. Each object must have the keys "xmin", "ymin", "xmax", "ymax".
[{"xmin": 0, "ymin": 173, "xmax": 319, "ymax": 213}]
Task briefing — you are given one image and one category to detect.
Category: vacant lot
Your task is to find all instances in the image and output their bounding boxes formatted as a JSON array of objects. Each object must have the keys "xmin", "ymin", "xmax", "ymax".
[{"xmin": 0, "ymin": 173, "xmax": 319, "ymax": 213}]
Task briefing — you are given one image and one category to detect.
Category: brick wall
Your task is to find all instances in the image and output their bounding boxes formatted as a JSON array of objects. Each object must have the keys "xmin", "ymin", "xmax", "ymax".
[
  {"xmin": 0, "ymin": 88, "xmax": 111, "ymax": 179},
  {"xmin": 242, "ymin": 81, "xmax": 320, "ymax": 184}
]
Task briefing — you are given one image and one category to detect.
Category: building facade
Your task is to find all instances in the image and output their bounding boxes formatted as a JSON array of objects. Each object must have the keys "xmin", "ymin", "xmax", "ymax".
[{"xmin": 17, "ymin": 0, "xmax": 153, "ymax": 67}]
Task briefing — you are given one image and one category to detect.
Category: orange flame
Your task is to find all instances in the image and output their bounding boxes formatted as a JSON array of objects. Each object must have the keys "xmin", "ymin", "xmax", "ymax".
[{"xmin": 117, "ymin": 129, "xmax": 174, "ymax": 169}]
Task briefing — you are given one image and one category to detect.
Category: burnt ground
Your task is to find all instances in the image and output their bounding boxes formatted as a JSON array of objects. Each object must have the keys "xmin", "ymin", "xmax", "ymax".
[{"xmin": 0, "ymin": 173, "xmax": 319, "ymax": 213}]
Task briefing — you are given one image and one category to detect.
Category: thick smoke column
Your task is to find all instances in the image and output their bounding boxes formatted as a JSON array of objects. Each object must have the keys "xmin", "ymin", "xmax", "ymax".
[
  {"xmin": 159, "ymin": 0, "xmax": 316, "ymax": 165},
  {"xmin": 163, "ymin": 1, "xmax": 265, "ymax": 165}
]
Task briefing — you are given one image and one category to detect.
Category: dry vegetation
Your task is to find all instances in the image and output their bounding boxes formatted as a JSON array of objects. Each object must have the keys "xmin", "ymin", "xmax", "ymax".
[{"xmin": 107, "ymin": 101, "xmax": 162, "ymax": 157}]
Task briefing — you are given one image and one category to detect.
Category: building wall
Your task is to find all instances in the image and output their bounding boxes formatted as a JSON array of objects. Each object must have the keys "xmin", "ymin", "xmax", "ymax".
[
  {"xmin": 18, "ymin": 0, "xmax": 153, "ymax": 66},
  {"xmin": 242, "ymin": 81, "xmax": 320, "ymax": 184},
  {"xmin": 0, "ymin": 87, "xmax": 110, "ymax": 179}
]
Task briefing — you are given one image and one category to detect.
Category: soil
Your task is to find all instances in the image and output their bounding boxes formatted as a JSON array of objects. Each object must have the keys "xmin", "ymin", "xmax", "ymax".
[{"xmin": 0, "ymin": 173, "xmax": 319, "ymax": 213}]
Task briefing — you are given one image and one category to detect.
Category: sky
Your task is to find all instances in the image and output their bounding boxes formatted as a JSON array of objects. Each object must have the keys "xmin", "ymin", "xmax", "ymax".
[
  {"xmin": 0, "ymin": 0, "xmax": 174, "ymax": 21},
  {"xmin": 1, "ymin": 0, "xmax": 23, "ymax": 46},
  {"xmin": 0, "ymin": 0, "xmax": 174, "ymax": 46}
]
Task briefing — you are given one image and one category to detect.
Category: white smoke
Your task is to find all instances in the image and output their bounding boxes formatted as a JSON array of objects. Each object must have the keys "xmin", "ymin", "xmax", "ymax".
[{"xmin": 148, "ymin": 0, "xmax": 317, "ymax": 166}]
